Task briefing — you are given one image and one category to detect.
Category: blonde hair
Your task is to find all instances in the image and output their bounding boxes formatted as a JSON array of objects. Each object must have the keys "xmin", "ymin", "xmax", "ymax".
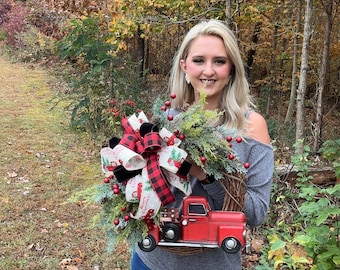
[{"xmin": 168, "ymin": 19, "xmax": 253, "ymax": 136}]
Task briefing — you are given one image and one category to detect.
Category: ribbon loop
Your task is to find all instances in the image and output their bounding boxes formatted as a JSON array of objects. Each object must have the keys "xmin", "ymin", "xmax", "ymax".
[
  {"xmin": 120, "ymin": 134, "xmax": 138, "ymax": 150},
  {"xmin": 143, "ymin": 132, "xmax": 162, "ymax": 152}
]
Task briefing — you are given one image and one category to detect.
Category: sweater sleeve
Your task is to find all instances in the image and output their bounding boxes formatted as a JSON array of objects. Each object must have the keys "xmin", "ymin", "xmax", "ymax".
[{"xmin": 242, "ymin": 141, "xmax": 274, "ymax": 227}]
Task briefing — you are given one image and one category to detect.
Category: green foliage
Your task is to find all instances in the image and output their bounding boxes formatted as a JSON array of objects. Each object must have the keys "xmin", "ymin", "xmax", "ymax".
[
  {"xmin": 155, "ymin": 93, "xmax": 247, "ymax": 179},
  {"xmin": 257, "ymin": 142, "xmax": 340, "ymax": 270},
  {"xmin": 320, "ymin": 139, "xmax": 340, "ymax": 178},
  {"xmin": 56, "ymin": 15, "xmax": 145, "ymax": 137},
  {"xmin": 72, "ymin": 181, "xmax": 148, "ymax": 253},
  {"xmin": 16, "ymin": 25, "xmax": 56, "ymax": 62}
]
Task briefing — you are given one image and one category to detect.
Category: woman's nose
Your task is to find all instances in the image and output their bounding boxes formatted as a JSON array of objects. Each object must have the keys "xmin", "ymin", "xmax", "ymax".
[{"xmin": 202, "ymin": 63, "xmax": 215, "ymax": 76}]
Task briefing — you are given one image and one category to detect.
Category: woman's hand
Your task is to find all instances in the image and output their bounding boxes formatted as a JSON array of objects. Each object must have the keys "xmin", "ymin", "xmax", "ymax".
[{"xmin": 187, "ymin": 158, "xmax": 206, "ymax": 181}]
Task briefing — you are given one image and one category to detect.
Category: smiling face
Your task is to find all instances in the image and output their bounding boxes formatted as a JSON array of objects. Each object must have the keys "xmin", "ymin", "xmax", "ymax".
[{"xmin": 180, "ymin": 34, "xmax": 233, "ymax": 108}]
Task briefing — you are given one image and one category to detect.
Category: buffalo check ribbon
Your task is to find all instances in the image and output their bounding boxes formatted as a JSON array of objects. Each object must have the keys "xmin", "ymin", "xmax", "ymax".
[
  {"xmin": 120, "ymin": 116, "xmax": 175, "ymax": 206},
  {"xmin": 101, "ymin": 112, "xmax": 191, "ymax": 217}
]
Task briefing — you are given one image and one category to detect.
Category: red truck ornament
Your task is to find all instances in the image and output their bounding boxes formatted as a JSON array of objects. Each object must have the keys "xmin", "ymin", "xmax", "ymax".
[{"xmin": 138, "ymin": 196, "xmax": 246, "ymax": 253}]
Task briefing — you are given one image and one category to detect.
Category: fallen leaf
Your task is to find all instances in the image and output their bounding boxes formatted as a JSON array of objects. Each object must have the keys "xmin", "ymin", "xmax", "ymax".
[
  {"xmin": 1, "ymin": 196, "xmax": 9, "ymax": 204},
  {"xmin": 251, "ymin": 238, "xmax": 264, "ymax": 253},
  {"xmin": 7, "ymin": 171, "xmax": 18, "ymax": 178},
  {"xmin": 59, "ymin": 257, "xmax": 82, "ymax": 270},
  {"xmin": 41, "ymin": 228, "xmax": 49, "ymax": 234},
  {"xmin": 247, "ymin": 254, "xmax": 260, "ymax": 262}
]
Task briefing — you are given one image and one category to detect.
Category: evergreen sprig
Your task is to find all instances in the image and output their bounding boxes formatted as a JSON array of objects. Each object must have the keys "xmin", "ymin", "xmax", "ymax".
[{"xmin": 158, "ymin": 92, "xmax": 246, "ymax": 179}]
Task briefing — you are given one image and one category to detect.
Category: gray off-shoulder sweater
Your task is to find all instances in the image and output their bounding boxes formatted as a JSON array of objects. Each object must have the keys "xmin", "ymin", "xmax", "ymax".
[{"xmin": 135, "ymin": 112, "xmax": 274, "ymax": 270}]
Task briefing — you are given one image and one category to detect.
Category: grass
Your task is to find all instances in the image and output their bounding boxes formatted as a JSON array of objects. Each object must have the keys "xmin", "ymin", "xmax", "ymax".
[{"xmin": 0, "ymin": 56, "xmax": 130, "ymax": 269}]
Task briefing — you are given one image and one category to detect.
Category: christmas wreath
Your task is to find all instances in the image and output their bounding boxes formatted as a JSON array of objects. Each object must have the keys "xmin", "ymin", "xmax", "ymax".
[{"xmin": 76, "ymin": 93, "xmax": 248, "ymax": 252}]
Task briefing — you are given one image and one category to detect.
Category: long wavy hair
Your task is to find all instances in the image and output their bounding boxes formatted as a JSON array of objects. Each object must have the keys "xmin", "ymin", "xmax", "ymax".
[{"xmin": 168, "ymin": 19, "xmax": 254, "ymax": 136}]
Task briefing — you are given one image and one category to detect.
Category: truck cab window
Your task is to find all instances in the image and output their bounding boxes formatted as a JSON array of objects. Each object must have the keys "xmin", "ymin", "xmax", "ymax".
[{"xmin": 188, "ymin": 203, "xmax": 207, "ymax": 215}]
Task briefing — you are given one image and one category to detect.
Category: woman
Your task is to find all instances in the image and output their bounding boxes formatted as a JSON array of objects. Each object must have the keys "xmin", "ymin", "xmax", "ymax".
[{"xmin": 131, "ymin": 19, "xmax": 274, "ymax": 270}]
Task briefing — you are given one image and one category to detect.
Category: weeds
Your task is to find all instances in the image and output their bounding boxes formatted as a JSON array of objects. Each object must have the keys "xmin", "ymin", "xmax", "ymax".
[{"xmin": 257, "ymin": 142, "xmax": 340, "ymax": 269}]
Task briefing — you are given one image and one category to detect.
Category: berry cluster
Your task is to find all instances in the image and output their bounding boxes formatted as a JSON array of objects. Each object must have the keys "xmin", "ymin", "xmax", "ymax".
[
  {"xmin": 113, "ymin": 206, "xmax": 130, "ymax": 226},
  {"xmin": 226, "ymin": 136, "xmax": 250, "ymax": 169},
  {"xmin": 161, "ymin": 93, "xmax": 176, "ymax": 121}
]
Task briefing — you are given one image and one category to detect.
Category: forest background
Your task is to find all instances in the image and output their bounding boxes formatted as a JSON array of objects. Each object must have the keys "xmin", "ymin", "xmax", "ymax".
[{"xmin": 0, "ymin": 0, "xmax": 339, "ymax": 269}]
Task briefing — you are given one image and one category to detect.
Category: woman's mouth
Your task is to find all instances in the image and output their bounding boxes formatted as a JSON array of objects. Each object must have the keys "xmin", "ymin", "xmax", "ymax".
[{"xmin": 201, "ymin": 79, "xmax": 215, "ymax": 86}]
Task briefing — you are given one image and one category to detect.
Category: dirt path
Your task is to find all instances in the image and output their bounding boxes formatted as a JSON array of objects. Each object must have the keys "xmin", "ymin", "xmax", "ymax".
[{"xmin": 0, "ymin": 57, "xmax": 128, "ymax": 269}]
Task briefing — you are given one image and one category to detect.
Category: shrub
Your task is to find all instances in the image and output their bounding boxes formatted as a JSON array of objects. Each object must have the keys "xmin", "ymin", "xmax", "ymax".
[
  {"xmin": 56, "ymin": 15, "xmax": 147, "ymax": 137},
  {"xmin": 1, "ymin": 1, "xmax": 28, "ymax": 47},
  {"xmin": 320, "ymin": 139, "xmax": 340, "ymax": 179},
  {"xmin": 0, "ymin": 0, "xmax": 12, "ymax": 26},
  {"xmin": 26, "ymin": 5, "xmax": 66, "ymax": 39},
  {"xmin": 16, "ymin": 24, "xmax": 56, "ymax": 62},
  {"xmin": 257, "ymin": 142, "xmax": 340, "ymax": 270}
]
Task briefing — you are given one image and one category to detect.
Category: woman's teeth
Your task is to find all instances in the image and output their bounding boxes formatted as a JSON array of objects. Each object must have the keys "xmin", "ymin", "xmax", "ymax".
[{"xmin": 202, "ymin": 79, "xmax": 214, "ymax": 85}]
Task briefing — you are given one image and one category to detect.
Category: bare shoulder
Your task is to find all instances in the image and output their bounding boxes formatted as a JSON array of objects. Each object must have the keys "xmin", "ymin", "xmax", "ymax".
[{"xmin": 247, "ymin": 111, "xmax": 271, "ymax": 144}]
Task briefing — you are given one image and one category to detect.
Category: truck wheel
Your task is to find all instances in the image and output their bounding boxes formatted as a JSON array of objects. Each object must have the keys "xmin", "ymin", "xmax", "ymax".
[
  {"xmin": 221, "ymin": 237, "xmax": 241, "ymax": 253},
  {"xmin": 162, "ymin": 223, "xmax": 181, "ymax": 242},
  {"xmin": 138, "ymin": 234, "xmax": 157, "ymax": 252}
]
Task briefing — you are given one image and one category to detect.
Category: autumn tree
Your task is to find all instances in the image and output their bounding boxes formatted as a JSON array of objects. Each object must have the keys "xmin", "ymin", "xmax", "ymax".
[
  {"xmin": 296, "ymin": 0, "xmax": 313, "ymax": 153},
  {"xmin": 285, "ymin": 0, "xmax": 302, "ymax": 125},
  {"xmin": 313, "ymin": 0, "xmax": 338, "ymax": 152}
]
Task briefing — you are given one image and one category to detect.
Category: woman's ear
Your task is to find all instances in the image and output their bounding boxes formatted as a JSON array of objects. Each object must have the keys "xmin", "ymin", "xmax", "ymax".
[{"xmin": 179, "ymin": 59, "xmax": 187, "ymax": 72}]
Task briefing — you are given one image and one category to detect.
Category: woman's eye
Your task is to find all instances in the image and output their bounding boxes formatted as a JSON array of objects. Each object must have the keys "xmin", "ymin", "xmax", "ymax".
[
  {"xmin": 215, "ymin": 59, "xmax": 227, "ymax": 65},
  {"xmin": 192, "ymin": 58, "xmax": 204, "ymax": 64}
]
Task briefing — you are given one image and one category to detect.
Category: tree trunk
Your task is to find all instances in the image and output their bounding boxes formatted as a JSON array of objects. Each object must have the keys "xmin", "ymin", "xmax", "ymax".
[
  {"xmin": 266, "ymin": 22, "xmax": 279, "ymax": 117},
  {"xmin": 295, "ymin": 0, "xmax": 313, "ymax": 154},
  {"xmin": 285, "ymin": 0, "xmax": 302, "ymax": 124},
  {"xmin": 313, "ymin": 0, "xmax": 333, "ymax": 152},
  {"xmin": 245, "ymin": 22, "xmax": 262, "ymax": 79},
  {"xmin": 225, "ymin": 0, "xmax": 232, "ymax": 28},
  {"xmin": 137, "ymin": 26, "xmax": 145, "ymax": 81}
]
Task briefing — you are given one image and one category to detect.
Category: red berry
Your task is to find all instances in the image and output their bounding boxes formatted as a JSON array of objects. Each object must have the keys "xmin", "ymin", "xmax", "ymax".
[
  {"xmin": 106, "ymin": 166, "xmax": 115, "ymax": 171},
  {"xmin": 167, "ymin": 115, "xmax": 174, "ymax": 121},
  {"xmin": 236, "ymin": 137, "xmax": 243, "ymax": 143},
  {"xmin": 124, "ymin": 215, "xmax": 130, "ymax": 221},
  {"xmin": 200, "ymin": 156, "xmax": 207, "ymax": 164},
  {"xmin": 174, "ymin": 129, "xmax": 179, "ymax": 136},
  {"xmin": 114, "ymin": 219, "xmax": 119, "ymax": 225},
  {"xmin": 112, "ymin": 184, "xmax": 119, "ymax": 189},
  {"xmin": 146, "ymin": 219, "xmax": 153, "ymax": 225},
  {"xmin": 104, "ymin": 177, "xmax": 110, "ymax": 184},
  {"xmin": 113, "ymin": 188, "xmax": 120, "ymax": 194},
  {"xmin": 161, "ymin": 106, "xmax": 166, "ymax": 111},
  {"xmin": 121, "ymin": 206, "xmax": 127, "ymax": 212},
  {"xmin": 226, "ymin": 136, "xmax": 233, "ymax": 142},
  {"xmin": 165, "ymin": 100, "xmax": 171, "ymax": 107},
  {"xmin": 244, "ymin": 162, "xmax": 250, "ymax": 169},
  {"xmin": 170, "ymin": 93, "xmax": 176, "ymax": 99},
  {"xmin": 228, "ymin": 154, "xmax": 235, "ymax": 160},
  {"xmin": 179, "ymin": 134, "xmax": 185, "ymax": 140}
]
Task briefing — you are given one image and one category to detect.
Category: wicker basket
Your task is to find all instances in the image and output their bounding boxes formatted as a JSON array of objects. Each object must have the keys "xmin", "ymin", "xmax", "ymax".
[{"xmin": 220, "ymin": 172, "xmax": 247, "ymax": 212}]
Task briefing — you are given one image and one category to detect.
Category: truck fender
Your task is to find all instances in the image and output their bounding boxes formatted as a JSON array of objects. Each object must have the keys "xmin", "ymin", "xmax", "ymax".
[{"xmin": 218, "ymin": 226, "xmax": 245, "ymax": 246}]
